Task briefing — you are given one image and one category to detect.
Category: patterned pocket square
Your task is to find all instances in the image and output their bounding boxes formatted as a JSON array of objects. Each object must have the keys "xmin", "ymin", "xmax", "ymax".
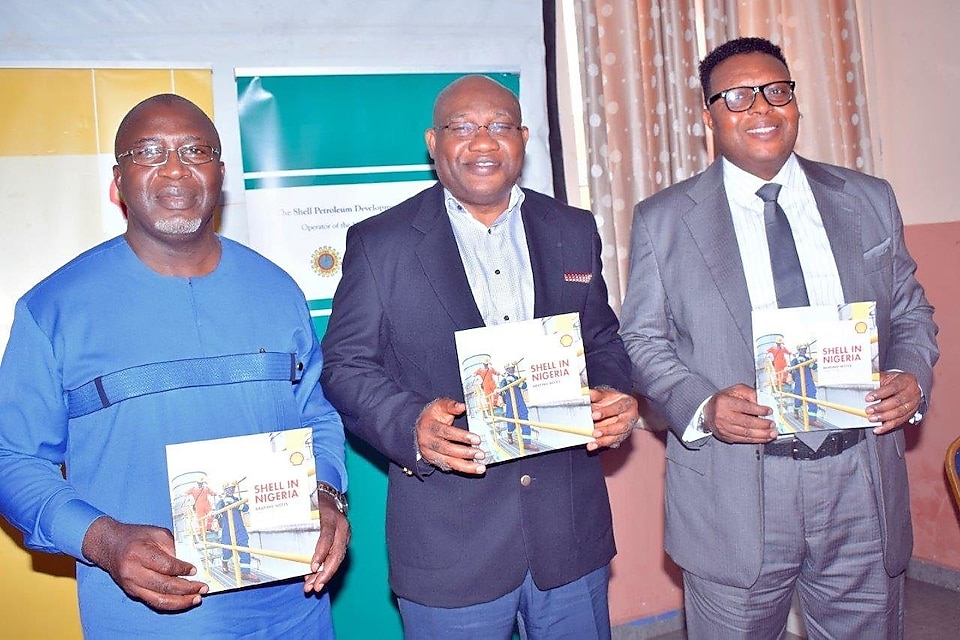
[{"xmin": 563, "ymin": 271, "xmax": 592, "ymax": 284}]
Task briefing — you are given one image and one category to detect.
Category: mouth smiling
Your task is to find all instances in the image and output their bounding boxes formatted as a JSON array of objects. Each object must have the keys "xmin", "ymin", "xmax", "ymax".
[
  {"xmin": 746, "ymin": 122, "xmax": 779, "ymax": 137},
  {"xmin": 467, "ymin": 157, "xmax": 501, "ymax": 173}
]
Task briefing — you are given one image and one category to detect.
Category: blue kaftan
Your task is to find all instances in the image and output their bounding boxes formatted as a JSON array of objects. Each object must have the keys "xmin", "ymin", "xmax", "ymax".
[{"xmin": 0, "ymin": 236, "xmax": 345, "ymax": 638}]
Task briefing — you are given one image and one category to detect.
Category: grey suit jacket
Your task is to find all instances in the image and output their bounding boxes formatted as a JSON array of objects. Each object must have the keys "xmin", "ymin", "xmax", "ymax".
[{"xmin": 620, "ymin": 156, "xmax": 938, "ymax": 587}]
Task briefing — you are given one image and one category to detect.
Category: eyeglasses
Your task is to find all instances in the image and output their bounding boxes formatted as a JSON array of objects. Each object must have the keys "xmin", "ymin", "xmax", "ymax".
[
  {"xmin": 116, "ymin": 144, "xmax": 220, "ymax": 167},
  {"xmin": 707, "ymin": 81, "xmax": 796, "ymax": 112},
  {"xmin": 436, "ymin": 121, "xmax": 524, "ymax": 139}
]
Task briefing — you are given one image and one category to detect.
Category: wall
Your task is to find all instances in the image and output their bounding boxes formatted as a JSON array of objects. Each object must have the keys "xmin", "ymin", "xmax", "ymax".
[{"xmin": 859, "ymin": 0, "xmax": 960, "ymax": 573}]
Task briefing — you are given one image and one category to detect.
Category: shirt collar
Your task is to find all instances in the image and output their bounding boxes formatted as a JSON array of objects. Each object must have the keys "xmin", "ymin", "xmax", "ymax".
[
  {"xmin": 442, "ymin": 184, "xmax": 525, "ymax": 228},
  {"xmin": 721, "ymin": 153, "xmax": 801, "ymax": 209}
]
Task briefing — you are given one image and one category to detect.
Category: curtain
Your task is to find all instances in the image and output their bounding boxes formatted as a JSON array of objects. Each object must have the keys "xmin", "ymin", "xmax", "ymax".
[
  {"xmin": 575, "ymin": 0, "xmax": 874, "ymax": 308},
  {"xmin": 576, "ymin": 0, "xmax": 708, "ymax": 308},
  {"xmin": 733, "ymin": 0, "xmax": 874, "ymax": 173}
]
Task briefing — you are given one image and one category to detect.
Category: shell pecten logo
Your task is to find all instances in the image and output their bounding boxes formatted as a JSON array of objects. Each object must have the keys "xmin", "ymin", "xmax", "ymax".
[{"xmin": 311, "ymin": 246, "xmax": 341, "ymax": 277}]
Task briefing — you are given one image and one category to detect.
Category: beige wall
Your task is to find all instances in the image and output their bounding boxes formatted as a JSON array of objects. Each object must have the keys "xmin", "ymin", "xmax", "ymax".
[{"xmin": 861, "ymin": 0, "xmax": 960, "ymax": 226}]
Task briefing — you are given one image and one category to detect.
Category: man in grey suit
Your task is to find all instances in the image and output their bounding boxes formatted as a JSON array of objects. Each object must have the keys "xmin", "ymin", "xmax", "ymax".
[{"xmin": 620, "ymin": 37, "xmax": 938, "ymax": 638}]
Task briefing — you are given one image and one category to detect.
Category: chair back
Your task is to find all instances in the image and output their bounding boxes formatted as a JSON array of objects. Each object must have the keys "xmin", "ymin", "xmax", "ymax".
[{"xmin": 946, "ymin": 435, "xmax": 960, "ymax": 510}]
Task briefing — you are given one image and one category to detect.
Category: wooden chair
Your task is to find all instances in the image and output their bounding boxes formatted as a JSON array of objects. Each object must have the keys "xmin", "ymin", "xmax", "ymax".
[{"xmin": 946, "ymin": 435, "xmax": 960, "ymax": 510}]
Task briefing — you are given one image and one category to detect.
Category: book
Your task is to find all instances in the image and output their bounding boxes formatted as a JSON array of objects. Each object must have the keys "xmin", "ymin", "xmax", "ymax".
[
  {"xmin": 165, "ymin": 427, "xmax": 319, "ymax": 593},
  {"xmin": 454, "ymin": 312, "xmax": 594, "ymax": 464},
  {"xmin": 753, "ymin": 301, "xmax": 880, "ymax": 436}
]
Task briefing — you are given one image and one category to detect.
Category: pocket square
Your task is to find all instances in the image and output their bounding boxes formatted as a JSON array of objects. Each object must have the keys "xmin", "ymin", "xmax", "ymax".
[{"xmin": 564, "ymin": 271, "xmax": 592, "ymax": 284}]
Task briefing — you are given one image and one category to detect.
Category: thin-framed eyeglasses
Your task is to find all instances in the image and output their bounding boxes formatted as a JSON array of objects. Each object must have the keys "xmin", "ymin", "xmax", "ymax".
[
  {"xmin": 435, "ymin": 121, "xmax": 524, "ymax": 139},
  {"xmin": 116, "ymin": 144, "xmax": 220, "ymax": 167},
  {"xmin": 706, "ymin": 80, "xmax": 796, "ymax": 113}
]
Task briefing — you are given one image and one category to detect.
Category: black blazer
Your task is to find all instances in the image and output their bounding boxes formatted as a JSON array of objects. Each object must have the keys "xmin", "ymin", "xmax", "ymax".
[{"xmin": 321, "ymin": 183, "xmax": 631, "ymax": 607}]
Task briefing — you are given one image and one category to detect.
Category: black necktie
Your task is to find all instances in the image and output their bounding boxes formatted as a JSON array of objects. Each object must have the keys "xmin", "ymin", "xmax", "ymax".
[
  {"xmin": 757, "ymin": 183, "xmax": 809, "ymax": 308},
  {"xmin": 757, "ymin": 183, "xmax": 826, "ymax": 447}
]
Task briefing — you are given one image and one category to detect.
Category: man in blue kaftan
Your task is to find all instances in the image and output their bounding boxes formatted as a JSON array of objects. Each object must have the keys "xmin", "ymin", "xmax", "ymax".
[{"xmin": 0, "ymin": 95, "xmax": 349, "ymax": 639}]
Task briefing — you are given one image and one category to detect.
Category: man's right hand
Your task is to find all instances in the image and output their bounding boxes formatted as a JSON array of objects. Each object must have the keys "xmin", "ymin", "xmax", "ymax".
[
  {"xmin": 703, "ymin": 384, "xmax": 778, "ymax": 444},
  {"xmin": 416, "ymin": 398, "xmax": 486, "ymax": 475},
  {"xmin": 81, "ymin": 516, "xmax": 207, "ymax": 611}
]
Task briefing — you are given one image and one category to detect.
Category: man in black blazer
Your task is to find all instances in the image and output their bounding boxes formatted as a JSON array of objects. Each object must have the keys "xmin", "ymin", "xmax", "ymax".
[
  {"xmin": 620, "ymin": 38, "xmax": 938, "ymax": 638},
  {"xmin": 320, "ymin": 75, "xmax": 638, "ymax": 639}
]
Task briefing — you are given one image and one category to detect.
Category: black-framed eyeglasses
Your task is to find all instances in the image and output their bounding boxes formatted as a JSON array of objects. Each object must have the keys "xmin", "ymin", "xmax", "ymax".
[
  {"xmin": 116, "ymin": 144, "xmax": 220, "ymax": 167},
  {"xmin": 707, "ymin": 80, "xmax": 796, "ymax": 112},
  {"xmin": 435, "ymin": 121, "xmax": 524, "ymax": 139}
]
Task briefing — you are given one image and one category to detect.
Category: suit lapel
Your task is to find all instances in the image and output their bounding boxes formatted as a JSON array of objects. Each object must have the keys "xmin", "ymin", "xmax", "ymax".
[
  {"xmin": 412, "ymin": 185, "xmax": 484, "ymax": 329},
  {"xmin": 520, "ymin": 193, "xmax": 561, "ymax": 319},
  {"xmin": 683, "ymin": 162, "xmax": 754, "ymax": 351},
  {"xmin": 798, "ymin": 157, "xmax": 865, "ymax": 303}
]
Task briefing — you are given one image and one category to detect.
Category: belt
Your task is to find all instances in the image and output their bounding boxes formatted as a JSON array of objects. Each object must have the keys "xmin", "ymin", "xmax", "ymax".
[{"xmin": 764, "ymin": 429, "xmax": 866, "ymax": 460}]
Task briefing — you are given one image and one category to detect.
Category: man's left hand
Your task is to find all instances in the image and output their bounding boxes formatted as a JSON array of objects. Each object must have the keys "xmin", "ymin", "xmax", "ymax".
[
  {"xmin": 303, "ymin": 493, "xmax": 350, "ymax": 593},
  {"xmin": 865, "ymin": 371, "xmax": 922, "ymax": 435},
  {"xmin": 587, "ymin": 388, "xmax": 640, "ymax": 451}
]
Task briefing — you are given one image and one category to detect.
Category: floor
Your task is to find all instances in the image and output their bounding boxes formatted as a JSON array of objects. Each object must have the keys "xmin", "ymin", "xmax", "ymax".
[{"xmin": 643, "ymin": 578, "xmax": 960, "ymax": 639}]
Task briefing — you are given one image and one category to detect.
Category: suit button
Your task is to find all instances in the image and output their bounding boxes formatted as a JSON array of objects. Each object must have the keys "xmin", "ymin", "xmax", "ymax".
[{"xmin": 520, "ymin": 474, "xmax": 532, "ymax": 486}]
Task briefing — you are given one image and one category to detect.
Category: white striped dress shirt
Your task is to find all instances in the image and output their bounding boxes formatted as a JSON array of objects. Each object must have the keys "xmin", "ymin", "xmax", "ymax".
[{"xmin": 723, "ymin": 154, "xmax": 844, "ymax": 309}]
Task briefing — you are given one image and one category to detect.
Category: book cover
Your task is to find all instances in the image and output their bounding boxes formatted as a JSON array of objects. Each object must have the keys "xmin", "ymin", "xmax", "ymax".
[
  {"xmin": 753, "ymin": 301, "xmax": 880, "ymax": 436},
  {"xmin": 165, "ymin": 427, "xmax": 319, "ymax": 593},
  {"xmin": 454, "ymin": 312, "xmax": 593, "ymax": 464}
]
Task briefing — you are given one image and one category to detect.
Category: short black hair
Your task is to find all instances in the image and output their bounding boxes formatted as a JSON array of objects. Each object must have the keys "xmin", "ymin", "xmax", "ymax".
[
  {"xmin": 699, "ymin": 37, "xmax": 790, "ymax": 105},
  {"xmin": 114, "ymin": 93, "xmax": 219, "ymax": 155}
]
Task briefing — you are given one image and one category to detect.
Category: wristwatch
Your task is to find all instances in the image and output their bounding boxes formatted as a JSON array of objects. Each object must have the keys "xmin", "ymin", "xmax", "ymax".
[{"xmin": 316, "ymin": 482, "xmax": 348, "ymax": 516}]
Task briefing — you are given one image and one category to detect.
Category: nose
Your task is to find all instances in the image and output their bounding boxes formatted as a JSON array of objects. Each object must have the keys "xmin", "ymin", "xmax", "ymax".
[
  {"xmin": 468, "ymin": 126, "xmax": 499, "ymax": 150},
  {"xmin": 158, "ymin": 149, "xmax": 190, "ymax": 178}
]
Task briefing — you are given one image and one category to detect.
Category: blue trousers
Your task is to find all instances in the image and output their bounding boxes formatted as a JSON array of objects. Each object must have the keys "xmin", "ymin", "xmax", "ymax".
[{"xmin": 398, "ymin": 565, "xmax": 611, "ymax": 640}]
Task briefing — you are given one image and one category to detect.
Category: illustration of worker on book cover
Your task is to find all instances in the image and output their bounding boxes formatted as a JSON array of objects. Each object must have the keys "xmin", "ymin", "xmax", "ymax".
[
  {"xmin": 454, "ymin": 312, "xmax": 593, "ymax": 464},
  {"xmin": 165, "ymin": 427, "xmax": 320, "ymax": 593},
  {"xmin": 753, "ymin": 301, "xmax": 879, "ymax": 435}
]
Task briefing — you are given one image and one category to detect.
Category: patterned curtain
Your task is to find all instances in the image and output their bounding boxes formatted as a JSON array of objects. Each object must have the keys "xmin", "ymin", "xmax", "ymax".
[
  {"xmin": 575, "ymin": 0, "xmax": 874, "ymax": 309},
  {"xmin": 576, "ymin": 0, "xmax": 708, "ymax": 309},
  {"xmin": 732, "ymin": 0, "xmax": 874, "ymax": 173}
]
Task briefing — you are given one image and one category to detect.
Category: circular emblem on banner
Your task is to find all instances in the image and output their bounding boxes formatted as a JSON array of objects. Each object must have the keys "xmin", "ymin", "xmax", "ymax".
[{"xmin": 311, "ymin": 246, "xmax": 341, "ymax": 277}]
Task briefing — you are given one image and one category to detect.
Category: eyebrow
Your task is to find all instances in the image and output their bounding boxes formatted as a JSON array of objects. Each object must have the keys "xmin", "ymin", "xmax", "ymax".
[
  {"xmin": 127, "ymin": 135, "xmax": 204, "ymax": 147},
  {"xmin": 444, "ymin": 110, "xmax": 516, "ymax": 121}
]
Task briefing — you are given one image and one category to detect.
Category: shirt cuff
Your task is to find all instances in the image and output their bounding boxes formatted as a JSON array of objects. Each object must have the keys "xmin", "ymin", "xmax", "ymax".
[
  {"xmin": 314, "ymin": 460, "xmax": 345, "ymax": 493},
  {"xmin": 681, "ymin": 396, "xmax": 714, "ymax": 443},
  {"xmin": 40, "ymin": 498, "xmax": 106, "ymax": 561}
]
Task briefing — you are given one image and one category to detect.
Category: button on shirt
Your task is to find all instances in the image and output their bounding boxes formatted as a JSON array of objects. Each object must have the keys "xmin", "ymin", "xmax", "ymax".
[{"xmin": 445, "ymin": 185, "xmax": 534, "ymax": 326}]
